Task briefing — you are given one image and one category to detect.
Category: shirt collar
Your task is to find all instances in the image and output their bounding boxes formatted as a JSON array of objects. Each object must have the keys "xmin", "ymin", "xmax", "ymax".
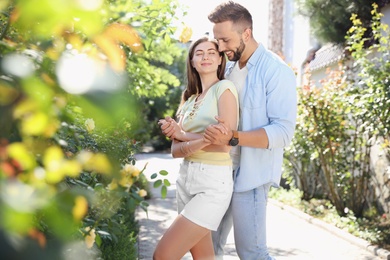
[{"xmin": 247, "ymin": 43, "xmax": 264, "ymax": 71}]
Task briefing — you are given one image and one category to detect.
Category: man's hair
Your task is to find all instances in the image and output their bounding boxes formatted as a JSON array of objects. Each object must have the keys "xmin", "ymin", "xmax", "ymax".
[{"xmin": 208, "ymin": 1, "xmax": 253, "ymax": 31}]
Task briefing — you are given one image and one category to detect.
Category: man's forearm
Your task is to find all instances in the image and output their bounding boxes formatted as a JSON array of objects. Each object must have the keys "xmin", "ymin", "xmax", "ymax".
[{"xmin": 237, "ymin": 128, "xmax": 269, "ymax": 149}]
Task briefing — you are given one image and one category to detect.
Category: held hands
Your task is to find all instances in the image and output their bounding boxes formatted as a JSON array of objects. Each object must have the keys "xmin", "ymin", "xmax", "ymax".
[
  {"xmin": 158, "ymin": 116, "xmax": 184, "ymax": 140},
  {"xmin": 203, "ymin": 116, "xmax": 232, "ymax": 145}
]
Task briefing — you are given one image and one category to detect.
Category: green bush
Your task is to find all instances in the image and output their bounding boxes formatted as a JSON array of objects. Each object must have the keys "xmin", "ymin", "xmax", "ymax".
[
  {"xmin": 284, "ymin": 3, "xmax": 389, "ymax": 218},
  {"xmin": 0, "ymin": 0, "xmax": 187, "ymax": 258}
]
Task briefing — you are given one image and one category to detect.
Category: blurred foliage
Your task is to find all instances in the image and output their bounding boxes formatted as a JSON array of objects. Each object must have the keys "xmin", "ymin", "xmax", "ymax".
[
  {"xmin": 283, "ymin": 4, "xmax": 389, "ymax": 219},
  {"xmin": 105, "ymin": 0, "xmax": 187, "ymax": 149},
  {"xmin": 0, "ymin": 0, "xmax": 190, "ymax": 258},
  {"xmin": 295, "ymin": 0, "xmax": 389, "ymax": 45}
]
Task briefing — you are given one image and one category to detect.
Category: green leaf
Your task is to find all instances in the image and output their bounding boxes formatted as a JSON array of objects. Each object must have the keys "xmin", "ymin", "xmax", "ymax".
[
  {"xmin": 151, "ymin": 173, "xmax": 158, "ymax": 179},
  {"xmin": 94, "ymin": 183, "xmax": 104, "ymax": 191},
  {"xmin": 164, "ymin": 33, "xmax": 171, "ymax": 45},
  {"xmin": 163, "ymin": 179, "xmax": 171, "ymax": 186},
  {"xmin": 95, "ymin": 233, "xmax": 102, "ymax": 247},
  {"xmin": 154, "ymin": 179, "xmax": 162, "ymax": 188},
  {"xmin": 96, "ymin": 230, "xmax": 111, "ymax": 236},
  {"xmin": 161, "ymin": 185, "xmax": 167, "ymax": 199},
  {"xmin": 159, "ymin": 170, "xmax": 168, "ymax": 176}
]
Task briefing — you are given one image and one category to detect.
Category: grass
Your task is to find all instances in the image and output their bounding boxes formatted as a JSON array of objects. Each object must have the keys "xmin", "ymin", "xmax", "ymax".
[{"xmin": 269, "ymin": 187, "xmax": 390, "ymax": 251}]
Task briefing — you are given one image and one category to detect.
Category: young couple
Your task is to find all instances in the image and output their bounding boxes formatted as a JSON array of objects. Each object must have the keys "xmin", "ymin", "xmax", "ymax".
[{"xmin": 154, "ymin": 1, "xmax": 297, "ymax": 260}]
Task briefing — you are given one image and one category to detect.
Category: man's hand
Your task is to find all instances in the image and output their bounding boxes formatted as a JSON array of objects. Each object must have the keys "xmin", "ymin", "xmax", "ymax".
[
  {"xmin": 158, "ymin": 116, "xmax": 182, "ymax": 140},
  {"xmin": 203, "ymin": 116, "xmax": 232, "ymax": 145}
]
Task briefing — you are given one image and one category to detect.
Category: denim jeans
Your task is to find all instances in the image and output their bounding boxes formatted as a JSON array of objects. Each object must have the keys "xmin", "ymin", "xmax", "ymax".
[
  {"xmin": 212, "ymin": 200, "xmax": 233, "ymax": 260},
  {"xmin": 232, "ymin": 183, "xmax": 274, "ymax": 260},
  {"xmin": 212, "ymin": 183, "xmax": 274, "ymax": 260}
]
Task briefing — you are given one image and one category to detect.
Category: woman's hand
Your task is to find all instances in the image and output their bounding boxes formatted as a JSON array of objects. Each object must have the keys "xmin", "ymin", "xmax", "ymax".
[{"xmin": 158, "ymin": 116, "xmax": 184, "ymax": 140}]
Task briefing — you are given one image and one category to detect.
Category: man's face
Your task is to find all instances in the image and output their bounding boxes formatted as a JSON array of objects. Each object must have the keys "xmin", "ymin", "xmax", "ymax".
[{"xmin": 213, "ymin": 21, "xmax": 245, "ymax": 62}]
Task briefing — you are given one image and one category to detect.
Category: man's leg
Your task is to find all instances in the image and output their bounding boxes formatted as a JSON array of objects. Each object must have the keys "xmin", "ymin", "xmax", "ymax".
[
  {"xmin": 212, "ymin": 201, "xmax": 233, "ymax": 260},
  {"xmin": 232, "ymin": 183, "xmax": 274, "ymax": 260}
]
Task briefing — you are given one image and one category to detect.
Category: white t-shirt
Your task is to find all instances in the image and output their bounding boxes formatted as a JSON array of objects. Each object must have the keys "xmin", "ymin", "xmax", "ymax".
[{"xmin": 225, "ymin": 62, "xmax": 248, "ymax": 171}]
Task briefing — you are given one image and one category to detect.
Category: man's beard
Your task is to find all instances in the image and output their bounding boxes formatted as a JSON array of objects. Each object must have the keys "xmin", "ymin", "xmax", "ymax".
[{"xmin": 229, "ymin": 39, "xmax": 245, "ymax": 61}]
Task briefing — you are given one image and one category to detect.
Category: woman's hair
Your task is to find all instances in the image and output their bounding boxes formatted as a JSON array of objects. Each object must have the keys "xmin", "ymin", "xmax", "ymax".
[
  {"xmin": 177, "ymin": 36, "xmax": 226, "ymax": 114},
  {"xmin": 208, "ymin": 1, "xmax": 253, "ymax": 32}
]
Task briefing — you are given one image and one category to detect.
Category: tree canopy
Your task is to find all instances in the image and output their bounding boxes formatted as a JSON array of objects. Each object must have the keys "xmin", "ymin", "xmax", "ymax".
[{"xmin": 296, "ymin": 0, "xmax": 389, "ymax": 45}]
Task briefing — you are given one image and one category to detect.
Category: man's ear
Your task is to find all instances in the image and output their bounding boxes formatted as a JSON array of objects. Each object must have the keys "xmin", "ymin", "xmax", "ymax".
[{"xmin": 243, "ymin": 28, "xmax": 251, "ymax": 42}]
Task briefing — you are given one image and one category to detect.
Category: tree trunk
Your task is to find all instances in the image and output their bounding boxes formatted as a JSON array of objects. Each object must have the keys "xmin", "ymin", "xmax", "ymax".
[{"xmin": 268, "ymin": 0, "xmax": 284, "ymax": 56}]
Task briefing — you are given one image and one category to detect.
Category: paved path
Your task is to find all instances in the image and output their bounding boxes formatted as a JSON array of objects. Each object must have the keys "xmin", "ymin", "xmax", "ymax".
[{"xmin": 135, "ymin": 152, "xmax": 390, "ymax": 260}]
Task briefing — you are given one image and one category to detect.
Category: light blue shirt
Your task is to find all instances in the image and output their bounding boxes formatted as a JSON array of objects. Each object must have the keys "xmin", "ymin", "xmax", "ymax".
[{"xmin": 226, "ymin": 44, "xmax": 297, "ymax": 192}]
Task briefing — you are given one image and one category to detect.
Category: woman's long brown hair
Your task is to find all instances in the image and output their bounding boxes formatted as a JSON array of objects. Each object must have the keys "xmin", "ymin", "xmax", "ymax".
[{"xmin": 177, "ymin": 36, "xmax": 227, "ymax": 115}]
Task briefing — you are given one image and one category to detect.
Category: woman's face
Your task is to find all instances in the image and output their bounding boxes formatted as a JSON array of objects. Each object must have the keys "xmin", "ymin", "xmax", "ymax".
[{"xmin": 191, "ymin": 41, "xmax": 222, "ymax": 75}]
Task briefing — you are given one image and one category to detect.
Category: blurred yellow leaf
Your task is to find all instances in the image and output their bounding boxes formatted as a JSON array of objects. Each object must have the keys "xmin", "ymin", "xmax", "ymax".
[
  {"xmin": 62, "ymin": 160, "xmax": 82, "ymax": 177},
  {"xmin": 107, "ymin": 179, "xmax": 118, "ymax": 190},
  {"xmin": 43, "ymin": 146, "xmax": 63, "ymax": 166},
  {"xmin": 94, "ymin": 35, "xmax": 125, "ymax": 71},
  {"xmin": 46, "ymin": 47, "xmax": 61, "ymax": 60},
  {"xmin": 104, "ymin": 23, "xmax": 143, "ymax": 52},
  {"xmin": 43, "ymin": 147, "xmax": 82, "ymax": 183},
  {"xmin": 72, "ymin": 196, "xmax": 88, "ymax": 221},
  {"xmin": 43, "ymin": 146, "xmax": 65, "ymax": 183},
  {"xmin": 94, "ymin": 23, "xmax": 143, "ymax": 71},
  {"xmin": 65, "ymin": 33, "xmax": 84, "ymax": 51},
  {"xmin": 90, "ymin": 153, "xmax": 112, "ymax": 174},
  {"xmin": 43, "ymin": 120, "xmax": 60, "ymax": 138},
  {"xmin": 179, "ymin": 25, "xmax": 193, "ymax": 43},
  {"xmin": 7, "ymin": 142, "xmax": 36, "ymax": 171},
  {"xmin": 45, "ymin": 170, "xmax": 65, "ymax": 184},
  {"xmin": 0, "ymin": 0, "xmax": 10, "ymax": 11},
  {"xmin": 84, "ymin": 227, "xmax": 96, "ymax": 248},
  {"xmin": 13, "ymin": 99, "xmax": 37, "ymax": 119},
  {"xmin": 14, "ymin": 97, "xmax": 56, "ymax": 136},
  {"xmin": 21, "ymin": 111, "xmax": 49, "ymax": 136},
  {"xmin": 41, "ymin": 73, "xmax": 57, "ymax": 86},
  {"xmin": 77, "ymin": 151, "xmax": 112, "ymax": 174},
  {"xmin": 0, "ymin": 83, "xmax": 19, "ymax": 106}
]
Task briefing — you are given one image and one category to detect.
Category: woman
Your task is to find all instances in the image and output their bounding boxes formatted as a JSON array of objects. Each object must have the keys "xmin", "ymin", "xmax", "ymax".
[{"xmin": 153, "ymin": 37, "xmax": 239, "ymax": 260}]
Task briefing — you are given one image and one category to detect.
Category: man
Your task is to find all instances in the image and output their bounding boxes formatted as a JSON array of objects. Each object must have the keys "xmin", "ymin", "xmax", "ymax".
[{"xmin": 204, "ymin": 1, "xmax": 297, "ymax": 259}]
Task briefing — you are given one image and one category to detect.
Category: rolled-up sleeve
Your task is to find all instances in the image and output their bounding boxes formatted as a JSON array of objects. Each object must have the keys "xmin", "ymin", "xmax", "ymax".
[{"xmin": 263, "ymin": 65, "xmax": 297, "ymax": 149}]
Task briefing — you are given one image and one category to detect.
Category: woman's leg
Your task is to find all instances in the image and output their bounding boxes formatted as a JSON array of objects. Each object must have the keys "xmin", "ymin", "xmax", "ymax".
[
  {"xmin": 190, "ymin": 231, "xmax": 214, "ymax": 260},
  {"xmin": 153, "ymin": 214, "xmax": 214, "ymax": 260}
]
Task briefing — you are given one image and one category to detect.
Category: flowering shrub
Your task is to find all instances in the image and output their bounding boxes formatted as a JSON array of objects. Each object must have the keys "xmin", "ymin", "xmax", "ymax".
[
  {"xmin": 284, "ymin": 4, "xmax": 389, "ymax": 219},
  {"xmin": 0, "ymin": 0, "xmax": 183, "ymax": 259}
]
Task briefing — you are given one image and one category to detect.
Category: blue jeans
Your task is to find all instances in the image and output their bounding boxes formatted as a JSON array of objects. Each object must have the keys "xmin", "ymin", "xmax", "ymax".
[
  {"xmin": 212, "ymin": 200, "xmax": 233, "ymax": 260},
  {"xmin": 212, "ymin": 183, "xmax": 274, "ymax": 260},
  {"xmin": 233, "ymin": 183, "xmax": 274, "ymax": 260}
]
